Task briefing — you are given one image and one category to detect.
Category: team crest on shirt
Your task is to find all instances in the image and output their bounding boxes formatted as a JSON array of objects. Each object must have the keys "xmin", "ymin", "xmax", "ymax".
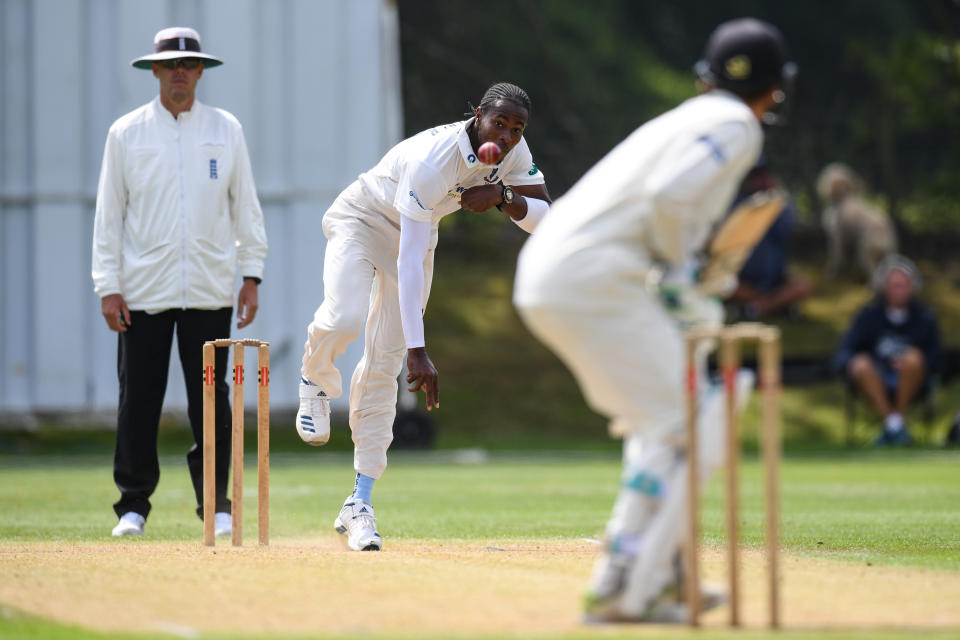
[{"xmin": 482, "ymin": 168, "xmax": 500, "ymax": 184}]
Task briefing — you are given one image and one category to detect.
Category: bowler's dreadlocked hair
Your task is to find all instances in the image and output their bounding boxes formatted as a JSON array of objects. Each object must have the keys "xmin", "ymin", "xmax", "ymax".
[{"xmin": 466, "ymin": 82, "xmax": 532, "ymax": 116}]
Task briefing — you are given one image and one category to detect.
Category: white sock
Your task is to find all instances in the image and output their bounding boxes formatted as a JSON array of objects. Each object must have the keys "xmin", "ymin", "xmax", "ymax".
[{"xmin": 884, "ymin": 413, "xmax": 904, "ymax": 433}]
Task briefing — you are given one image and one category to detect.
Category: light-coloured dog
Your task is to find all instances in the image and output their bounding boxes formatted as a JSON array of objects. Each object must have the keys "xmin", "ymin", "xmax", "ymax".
[{"xmin": 816, "ymin": 163, "xmax": 897, "ymax": 280}]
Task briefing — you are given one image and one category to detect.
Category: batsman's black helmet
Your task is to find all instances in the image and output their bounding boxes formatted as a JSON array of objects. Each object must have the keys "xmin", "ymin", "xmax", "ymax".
[{"xmin": 695, "ymin": 18, "xmax": 796, "ymax": 99}]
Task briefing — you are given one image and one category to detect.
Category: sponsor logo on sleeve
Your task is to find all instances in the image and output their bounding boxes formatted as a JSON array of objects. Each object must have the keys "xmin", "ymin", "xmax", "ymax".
[
  {"xmin": 528, "ymin": 162, "xmax": 539, "ymax": 176},
  {"xmin": 697, "ymin": 135, "xmax": 726, "ymax": 163},
  {"xmin": 409, "ymin": 190, "xmax": 428, "ymax": 210}
]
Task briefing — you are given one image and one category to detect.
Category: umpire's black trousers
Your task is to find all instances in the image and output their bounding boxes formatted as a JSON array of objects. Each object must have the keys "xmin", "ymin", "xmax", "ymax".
[{"xmin": 112, "ymin": 307, "xmax": 233, "ymax": 520}]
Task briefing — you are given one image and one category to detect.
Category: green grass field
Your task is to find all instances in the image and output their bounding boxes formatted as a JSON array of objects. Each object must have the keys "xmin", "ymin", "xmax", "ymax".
[
  {"xmin": 3, "ymin": 240, "xmax": 959, "ymax": 638},
  {"xmin": 2, "ymin": 440, "xmax": 959, "ymax": 639},
  {"xmin": 2, "ymin": 448, "xmax": 959, "ymax": 568}
]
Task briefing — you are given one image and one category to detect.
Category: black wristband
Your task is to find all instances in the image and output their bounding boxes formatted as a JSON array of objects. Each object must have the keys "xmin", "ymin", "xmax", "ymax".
[
  {"xmin": 243, "ymin": 276, "xmax": 262, "ymax": 285},
  {"xmin": 496, "ymin": 183, "xmax": 506, "ymax": 211}
]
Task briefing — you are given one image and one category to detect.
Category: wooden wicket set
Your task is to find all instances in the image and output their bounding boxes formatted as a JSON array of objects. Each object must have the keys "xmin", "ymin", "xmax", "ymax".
[
  {"xmin": 202, "ymin": 339, "xmax": 270, "ymax": 547},
  {"xmin": 684, "ymin": 322, "xmax": 781, "ymax": 628}
]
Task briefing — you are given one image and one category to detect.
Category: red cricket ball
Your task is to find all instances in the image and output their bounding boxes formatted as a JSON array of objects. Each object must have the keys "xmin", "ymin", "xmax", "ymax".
[{"xmin": 478, "ymin": 142, "xmax": 502, "ymax": 165}]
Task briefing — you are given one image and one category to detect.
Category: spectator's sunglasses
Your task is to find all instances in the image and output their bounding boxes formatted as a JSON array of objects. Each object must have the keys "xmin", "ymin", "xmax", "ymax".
[{"xmin": 158, "ymin": 58, "xmax": 202, "ymax": 70}]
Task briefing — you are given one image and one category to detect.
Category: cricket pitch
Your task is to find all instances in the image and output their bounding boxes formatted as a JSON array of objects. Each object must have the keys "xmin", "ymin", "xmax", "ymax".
[{"xmin": 1, "ymin": 539, "xmax": 959, "ymax": 636}]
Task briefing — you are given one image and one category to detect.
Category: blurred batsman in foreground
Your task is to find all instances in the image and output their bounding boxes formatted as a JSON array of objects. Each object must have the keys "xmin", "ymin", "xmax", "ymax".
[
  {"xmin": 296, "ymin": 83, "xmax": 551, "ymax": 552},
  {"xmin": 514, "ymin": 19, "xmax": 795, "ymax": 622}
]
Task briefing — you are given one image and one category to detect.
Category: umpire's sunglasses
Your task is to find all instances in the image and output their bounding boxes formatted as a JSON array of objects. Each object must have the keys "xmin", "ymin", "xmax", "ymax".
[{"xmin": 158, "ymin": 58, "xmax": 202, "ymax": 70}]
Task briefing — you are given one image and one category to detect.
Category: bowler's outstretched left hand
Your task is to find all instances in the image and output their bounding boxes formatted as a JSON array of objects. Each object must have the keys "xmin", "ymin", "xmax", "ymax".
[{"xmin": 406, "ymin": 347, "xmax": 439, "ymax": 410}]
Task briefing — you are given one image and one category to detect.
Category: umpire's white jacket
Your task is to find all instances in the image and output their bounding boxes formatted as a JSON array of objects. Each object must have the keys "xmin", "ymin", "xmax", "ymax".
[{"xmin": 92, "ymin": 97, "xmax": 267, "ymax": 310}]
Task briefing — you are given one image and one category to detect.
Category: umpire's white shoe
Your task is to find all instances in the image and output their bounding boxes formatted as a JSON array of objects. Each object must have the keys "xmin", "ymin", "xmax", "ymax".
[
  {"xmin": 296, "ymin": 378, "xmax": 330, "ymax": 445},
  {"xmin": 334, "ymin": 498, "xmax": 382, "ymax": 551},
  {"xmin": 111, "ymin": 512, "xmax": 145, "ymax": 537},
  {"xmin": 214, "ymin": 512, "xmax": 232, "ymax": 537}
]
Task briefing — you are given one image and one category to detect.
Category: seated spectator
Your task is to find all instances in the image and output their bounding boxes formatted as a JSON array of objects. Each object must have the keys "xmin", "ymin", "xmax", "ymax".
[
  {"xmin": 833, "ymin": 255, "xmax": 941, "ymax": 445},
  {"xmin": 725, "ymin": 163, "xmax": 813, "ymax": 319}
]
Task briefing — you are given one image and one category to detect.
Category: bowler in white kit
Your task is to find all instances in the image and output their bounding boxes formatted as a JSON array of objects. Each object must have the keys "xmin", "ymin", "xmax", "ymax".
[{"xmin": 297, "ymin": 83, "xmax": 551, "ymax": 551}]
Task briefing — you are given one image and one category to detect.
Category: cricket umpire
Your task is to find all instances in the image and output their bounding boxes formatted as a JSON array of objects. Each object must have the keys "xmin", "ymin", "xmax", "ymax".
[
  {"xmin": 92, "ymin": 27, "xmax": 267, "ymax": 537},
  {"xmin": 515, "ymin": 18, "xmax": 795, "ymax": 622}
]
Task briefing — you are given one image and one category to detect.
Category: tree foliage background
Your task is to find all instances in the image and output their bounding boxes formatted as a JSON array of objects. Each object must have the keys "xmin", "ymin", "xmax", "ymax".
[{"xmin": 397, "ymin": 0, "xmax": 960, "ymax": 243}]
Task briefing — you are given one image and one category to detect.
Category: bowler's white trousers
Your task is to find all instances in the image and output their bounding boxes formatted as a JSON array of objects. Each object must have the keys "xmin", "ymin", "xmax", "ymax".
[{"xmin": 302, "ymin": 196, "xmax": 434, "ymax": 479}]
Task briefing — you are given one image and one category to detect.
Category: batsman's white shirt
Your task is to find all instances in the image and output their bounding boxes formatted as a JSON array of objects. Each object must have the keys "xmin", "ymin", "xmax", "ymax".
[
  {"xmin": 92, "ymin": 97, "xmax": 267, "ymax": 310},
  {"xmin": 514, "ymin": 91, "xmax": 761, "ymax": 436}
]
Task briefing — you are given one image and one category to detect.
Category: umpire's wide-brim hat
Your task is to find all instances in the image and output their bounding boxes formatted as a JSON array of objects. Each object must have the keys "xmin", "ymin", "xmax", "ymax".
[{"xmin": 131, "ymin": 27, "xmax": 223, "ymax": 69}]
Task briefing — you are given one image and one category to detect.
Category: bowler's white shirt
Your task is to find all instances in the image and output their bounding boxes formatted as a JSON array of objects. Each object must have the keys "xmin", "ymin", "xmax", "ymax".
[
  {"xmin": 337, "ymin": 118, "xmax": 546, "ymax": 350},
  {"xmin": 344, "ymin": 119, "xmax": 545, "ymax": 229},
  {"xmin": 92, "ymin": 97, "xmax": 267, "ymax": 310},
  {"xmin": 515, "ymin": 90, "xmax": 762, "ymax": 308}
]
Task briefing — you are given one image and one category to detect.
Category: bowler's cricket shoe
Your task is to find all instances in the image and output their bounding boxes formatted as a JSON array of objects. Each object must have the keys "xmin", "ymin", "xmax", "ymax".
[
  {"xmin": 296, "ymin": 378, "xmax": 330, "ymax": 445},
  {"xmin": 111, "ymin": 511, "xmax": 145, "ymax": 537},
  {"xmin": 334, "ymin": 498, "xmax": 382, "ymax": 551}
]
